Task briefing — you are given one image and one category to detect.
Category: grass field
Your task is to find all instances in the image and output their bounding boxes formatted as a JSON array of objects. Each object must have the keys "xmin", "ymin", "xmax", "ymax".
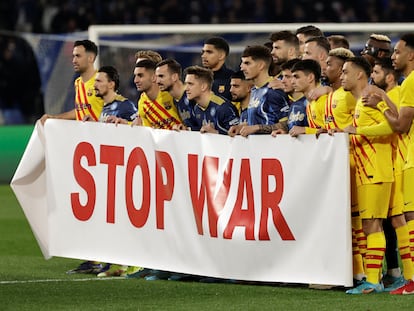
[{"xmin": 1, "ymin": 184, "xmax": 413, "ymax": 310}]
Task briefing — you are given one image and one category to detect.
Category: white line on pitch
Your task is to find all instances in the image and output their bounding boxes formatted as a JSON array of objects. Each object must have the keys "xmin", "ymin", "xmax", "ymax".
[{"xmin": 0, "ymin": 277, "xmax": 127, "ymax": 285}]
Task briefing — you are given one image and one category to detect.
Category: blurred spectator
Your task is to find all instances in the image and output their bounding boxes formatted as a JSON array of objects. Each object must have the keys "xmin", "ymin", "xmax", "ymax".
[{"xmin": 1, "ymin": 0, "xmax": 413, "ymax": 34}]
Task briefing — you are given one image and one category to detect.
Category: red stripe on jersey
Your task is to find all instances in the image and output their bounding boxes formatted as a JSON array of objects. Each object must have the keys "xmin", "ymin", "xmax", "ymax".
[
  {"xmin": 80, "ymin": 82, "xmax": 98, "ymax": 121},
  {"xmin": 143, "ymin": 101, "xmax": 172, "ymax": 129},
  {"xmin": 306, "ymin": 104, "xmax": 317, "ymax": 128},
  {"xmin": 151, "ymin": 99, "xmax": 181, "ymax": 125}
]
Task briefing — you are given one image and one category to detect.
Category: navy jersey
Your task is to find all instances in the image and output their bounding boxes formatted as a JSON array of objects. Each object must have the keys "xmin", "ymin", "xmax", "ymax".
[
  {"xmin": 240, "ymin": 108, "xmax": 248, "ymax": 124},
  {"xmin": 193, "ymin": 93, "xmax": 240, "ymax": 135},
  {"xmin": 174, "ymin": 91, "xmax": 199, "ymax": 130},
  {"xmin": 287, "ymin": 96, "xmax": 308, "ymax": 130},
  {"xmin": 212, "ymin": 64, "xmax": 234, "ymax": 101},
  {"xmin": 100, "ymin": 94, "xmax": 137, "ymax": 122},
  {"xmin": 247, "ymin": 81, "xmax": 289, "ymax": 126}
]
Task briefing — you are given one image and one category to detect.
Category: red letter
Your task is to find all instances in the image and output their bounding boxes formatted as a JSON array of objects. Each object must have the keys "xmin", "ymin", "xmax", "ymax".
[
  {"xmin": 125, "ymin": 147, "xmax": 151, "ymax": 228},
  {"xmin": 223, "ymin": 159, "xmax": 255, "ymax": 240},
  {"xmin": 71, "ymin": 142, "xmax": 96, "ymax": 221},
  {"xmin": 188, "ymin": 154, "xmax": 232, "ymax": 236},
  {"xmin": 259, "ymin": 159, "xmax": 295, "ymax": 240},
  {"xmin": 155, "ymin": 151, "xmax": 174, "ymax": 229},
  {"xmin": 100, "ymin": 145, "xmax": 124, "ymax": 223}
]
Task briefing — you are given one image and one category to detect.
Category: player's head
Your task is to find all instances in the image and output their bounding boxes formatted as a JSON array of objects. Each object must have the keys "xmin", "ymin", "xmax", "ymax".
[
  {"xmin": 95, "ymin": 66, "xmax": 120, "ymax": 98},
  {"xmin": 134, "ymin": 59, "xmax": 157, "ymax": 92},
  {"xmin": 202, "ymin": 36, "xmax": 230, "ymax": 71},
  {"xmin": 72, "ymin": 40, "xmax": 98, "ymax": 73},
  {"xmin": 324, "ymin": 48, "xmax": 354, "ymax": 84},
  {"xmin": 371, "ymin": 57, "xmax": 401, "ymax": 90},
  {"xmin": 341, "ymin": 57, "xmax": 372, "ymax": 92},
  {"xmin": 155, "ymin": 58, "xmax": 182, "ymax": 92},
  {"xmin": 291, "ymin": 59, "xmax": 321, "ymax": 93},
  {"xmin": 269, "ymin": 30, "xmax": 300, "ymax": 65},
  {"xmin": 303, "ymin": 36, "xmax": 330, "ymax": 62},
  {"xmin": 229, "ymin": 70, "xmax": 252, "ymax": 102},
  {"xmin": 280, "ymin": 58, "xmax": 301, "ymax": 94},
  {"xmin": 184, "ymin": 65, "xmax": 213, "ymax": 100},
  {"xmin": 392, "ymin": 33, "xmax": 414, "ymax": 73},
  {"xmin": 327, "ymin": 35, "xmax": 350, "ymax": 50},
  {"xmin": 240, "ymin": 45, "xmax": 273, "ymax": 80},
  {"xmin": 361, "ymin": 34, "xmax": 392, "ymax": 66},
  {"xmin": 295, "ymin": 25, "xmax": 324, "ymax": 54}
]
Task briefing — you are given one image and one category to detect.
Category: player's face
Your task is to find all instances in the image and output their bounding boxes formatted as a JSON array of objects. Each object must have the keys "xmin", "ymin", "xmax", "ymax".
[
  {"xmin": 271, "ymin": 40, "xmax": 289, "ymax": 65},
  {"xmin": 201, "ymin": 44, "xmax": 221, "ymax": 70},
  {"xmin": 371, "ymin": 64, "xmax": 387, "ymax": 89},
  {"xmin": 340, "ymin": 62, "xmax": 357, "ymax": 92},
  {"xmin": 240, "ymin": 57, "xmax": 261, "ymax": 80},
  {"xmin": 302, "ymin": 41, "xmax": 319, "ymax": 61},
  {"xmin": 392, "ymin": 40, "xmax": 411, "ymax": 72},
  {"xmin": 291, "ymin": 70, "xmax": 310, "ymax": 93},
  {"xmin": 324, "ymin": 56, "xmax": 343, "ymax": 84},
  {"xmin": 156, "ymin": 64, "xmax": 174, "ymax": 92},
  {"xmin": 72, "ymin": 46, "xmax": 90, "ymax": 74},
  {"xmin": 296, "ymin": 33, "xmax": 307, "ymax": 55},
  {"xmin": 133, "ymin": 67, "xmax": 155, "ymax": 92},
  {"xmin": 230, "ymin": 78, "xmax": 250, "ymax": 102},
  {"xmin": 184, "ymin": 74, "xmax": 202, "ymax": 101},
  {"xmin": 94, "ymin": 72, "xmax": 111, "ymax": 98},
  {"xmin": 281, "ymin": 69, "xmax": 294, "ymax": 94}
]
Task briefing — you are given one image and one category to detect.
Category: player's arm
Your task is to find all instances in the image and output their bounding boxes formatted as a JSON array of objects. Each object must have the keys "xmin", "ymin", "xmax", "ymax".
[{"xmin": 40, "ymin": 109, "xmax": 76, "ymax": 125}]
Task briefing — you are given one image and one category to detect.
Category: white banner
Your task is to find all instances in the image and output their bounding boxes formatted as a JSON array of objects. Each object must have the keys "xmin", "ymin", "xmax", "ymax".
[{"xmin": 11, "ymin": 120, "xmax": 352, "ymax": 286}]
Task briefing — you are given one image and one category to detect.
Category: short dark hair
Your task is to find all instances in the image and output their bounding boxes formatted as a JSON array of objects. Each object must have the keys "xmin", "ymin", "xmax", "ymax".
[
  {"xmin": 305, "ymin": 36, "xmax": 331, "ymax": 54},
  {"xmin": 74, "ymin": 39, "xmax": 98, "ymax": 56},
  {"xmin": 270, "ymin": 30, "xmax": 299, "ymax": 47},
  {"xmin": 401, "ymin": 33, "xmax": 414, "ymax": 49},
  {"xmin": 281, "ymin": 58, "xmax": 301, "ymax": 71},
  {"xmin": 135, "ymin": 59, "xmax": 157, "ymax": 71},
  {"xmin": 345, "ymin": 57, "xmax": 372, "ymax": 79},
  {"xmin": 98, "ymin": 65, "xmax": 120, "ymax": 91},
  {"xmin": 184, "ymin": 65, "xmax": 214, "ymax": 88},
  {"xmin": 295, "ymin": 25, "xmax": 324, "ymax": 38},
  {"xmin": 156, "ymin": 58, "xmax": 182, "ymax": 76},
  {"xmin": 242, "ymin": 45, "xmax": 272, "ymax": 67},
  {"xmin": 292, "ymin": 59, "xmax": 321, "ymax": 82},
  {"xmin": 204, "ymin": 36, "xmax": 230, "ymax": 56},
  {"xmin": 327, "ymin": 35, "xmax": 350, "ymax": 49},
  {"xmin": 231, "ymin": 70, "xmax": 246, "ymax": 80}
]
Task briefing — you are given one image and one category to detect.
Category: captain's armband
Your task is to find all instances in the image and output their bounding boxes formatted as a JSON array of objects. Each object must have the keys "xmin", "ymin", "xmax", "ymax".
[{"xmin": 376, "ymin": 102, "xmax": 390, "ymax": 114}]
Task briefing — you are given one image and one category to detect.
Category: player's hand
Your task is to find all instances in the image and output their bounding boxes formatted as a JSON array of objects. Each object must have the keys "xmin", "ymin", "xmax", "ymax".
[
  {"xmin": 362, "ymin": 85, "xmax": 385, "ymax": 108},
  {"xmin": 82, "ymin": 114, "xmax": 95, "ymax": 122},
  {"xmin": 228, "ymin": 123, "xmax": 244, "ymax": 137},
  {"xmin": 271, "ymin": 128, "xmax": 287, "ymax": 137},
  {"xmin": 131, "ymin": 116, "xmax": 143, "ymax": 127},
  {"xmin": 268, "ymin": 78, "xmax": 284, "ymax": 90},
  {"xmin": 308, "ymin": 86, "xmax": 332, "ymax": 100},
  {"xmin": 343, "ymin": 125, "xmax": 356, "ymax": 134},
  {"xmin": 239, "ymin": 124, "xmax": 259, "ymax": 137},
  {"xmin": 200, "ymin": 121, "xmax": 218, "ymax": 134},
  {"xmin": 172, "ymin": 124, "xmax": 188, "ymax": 131},
  {"xmin": 289, "ymin": 125, "xmax": 305, "ymax": 137},
  {"xmin": 39, "ymin": 114, "xmax": 54, "ymax": 125}
]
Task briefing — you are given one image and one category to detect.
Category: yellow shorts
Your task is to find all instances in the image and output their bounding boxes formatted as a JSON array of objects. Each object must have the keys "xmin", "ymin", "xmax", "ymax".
[
  {"xmin": 403, "ymin": 167, "xmax": 414, "ymax": 212},
  {"xmin": 350, "ymin": 155, "xmax": 358, "ymax": 215},
  {"xmin": 358, "ymin": 183, "xmax": 391, "ymax": 219},
  {"xmin": 389, "ymin": 172, "xmax": 404, "ymax": 217}
]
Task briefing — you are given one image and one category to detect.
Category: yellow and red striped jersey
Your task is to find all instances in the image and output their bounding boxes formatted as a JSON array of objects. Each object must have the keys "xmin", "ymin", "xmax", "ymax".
[{"xmin": 74, "ymin": 72, "xmax": 104, "ymax": 121}]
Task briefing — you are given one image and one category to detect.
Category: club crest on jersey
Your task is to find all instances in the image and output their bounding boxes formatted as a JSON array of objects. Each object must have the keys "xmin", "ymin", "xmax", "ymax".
[
  {"xmin": 210, "ymin": 107, "xmax": 216, "ymax": 117},
  {"xmin": 218, "ymin": 85, "xmax": 225, "ymax": 93},
  {"xmin": 332, "ymin": 100, "xmax": 337, "ymax": 108},
  {"xmin": 87, "ymin": 88, "xmax": 94, "ymax": 97},
  {"xmin": 164, "ymin": 101, "xmax": 172, "ymax": 110}
]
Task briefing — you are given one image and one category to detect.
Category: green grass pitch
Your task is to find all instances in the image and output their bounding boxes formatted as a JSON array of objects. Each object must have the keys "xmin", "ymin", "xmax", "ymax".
[{"xmin": 0, "ymin": 184, "xmax": 412, "ymax": 310}]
